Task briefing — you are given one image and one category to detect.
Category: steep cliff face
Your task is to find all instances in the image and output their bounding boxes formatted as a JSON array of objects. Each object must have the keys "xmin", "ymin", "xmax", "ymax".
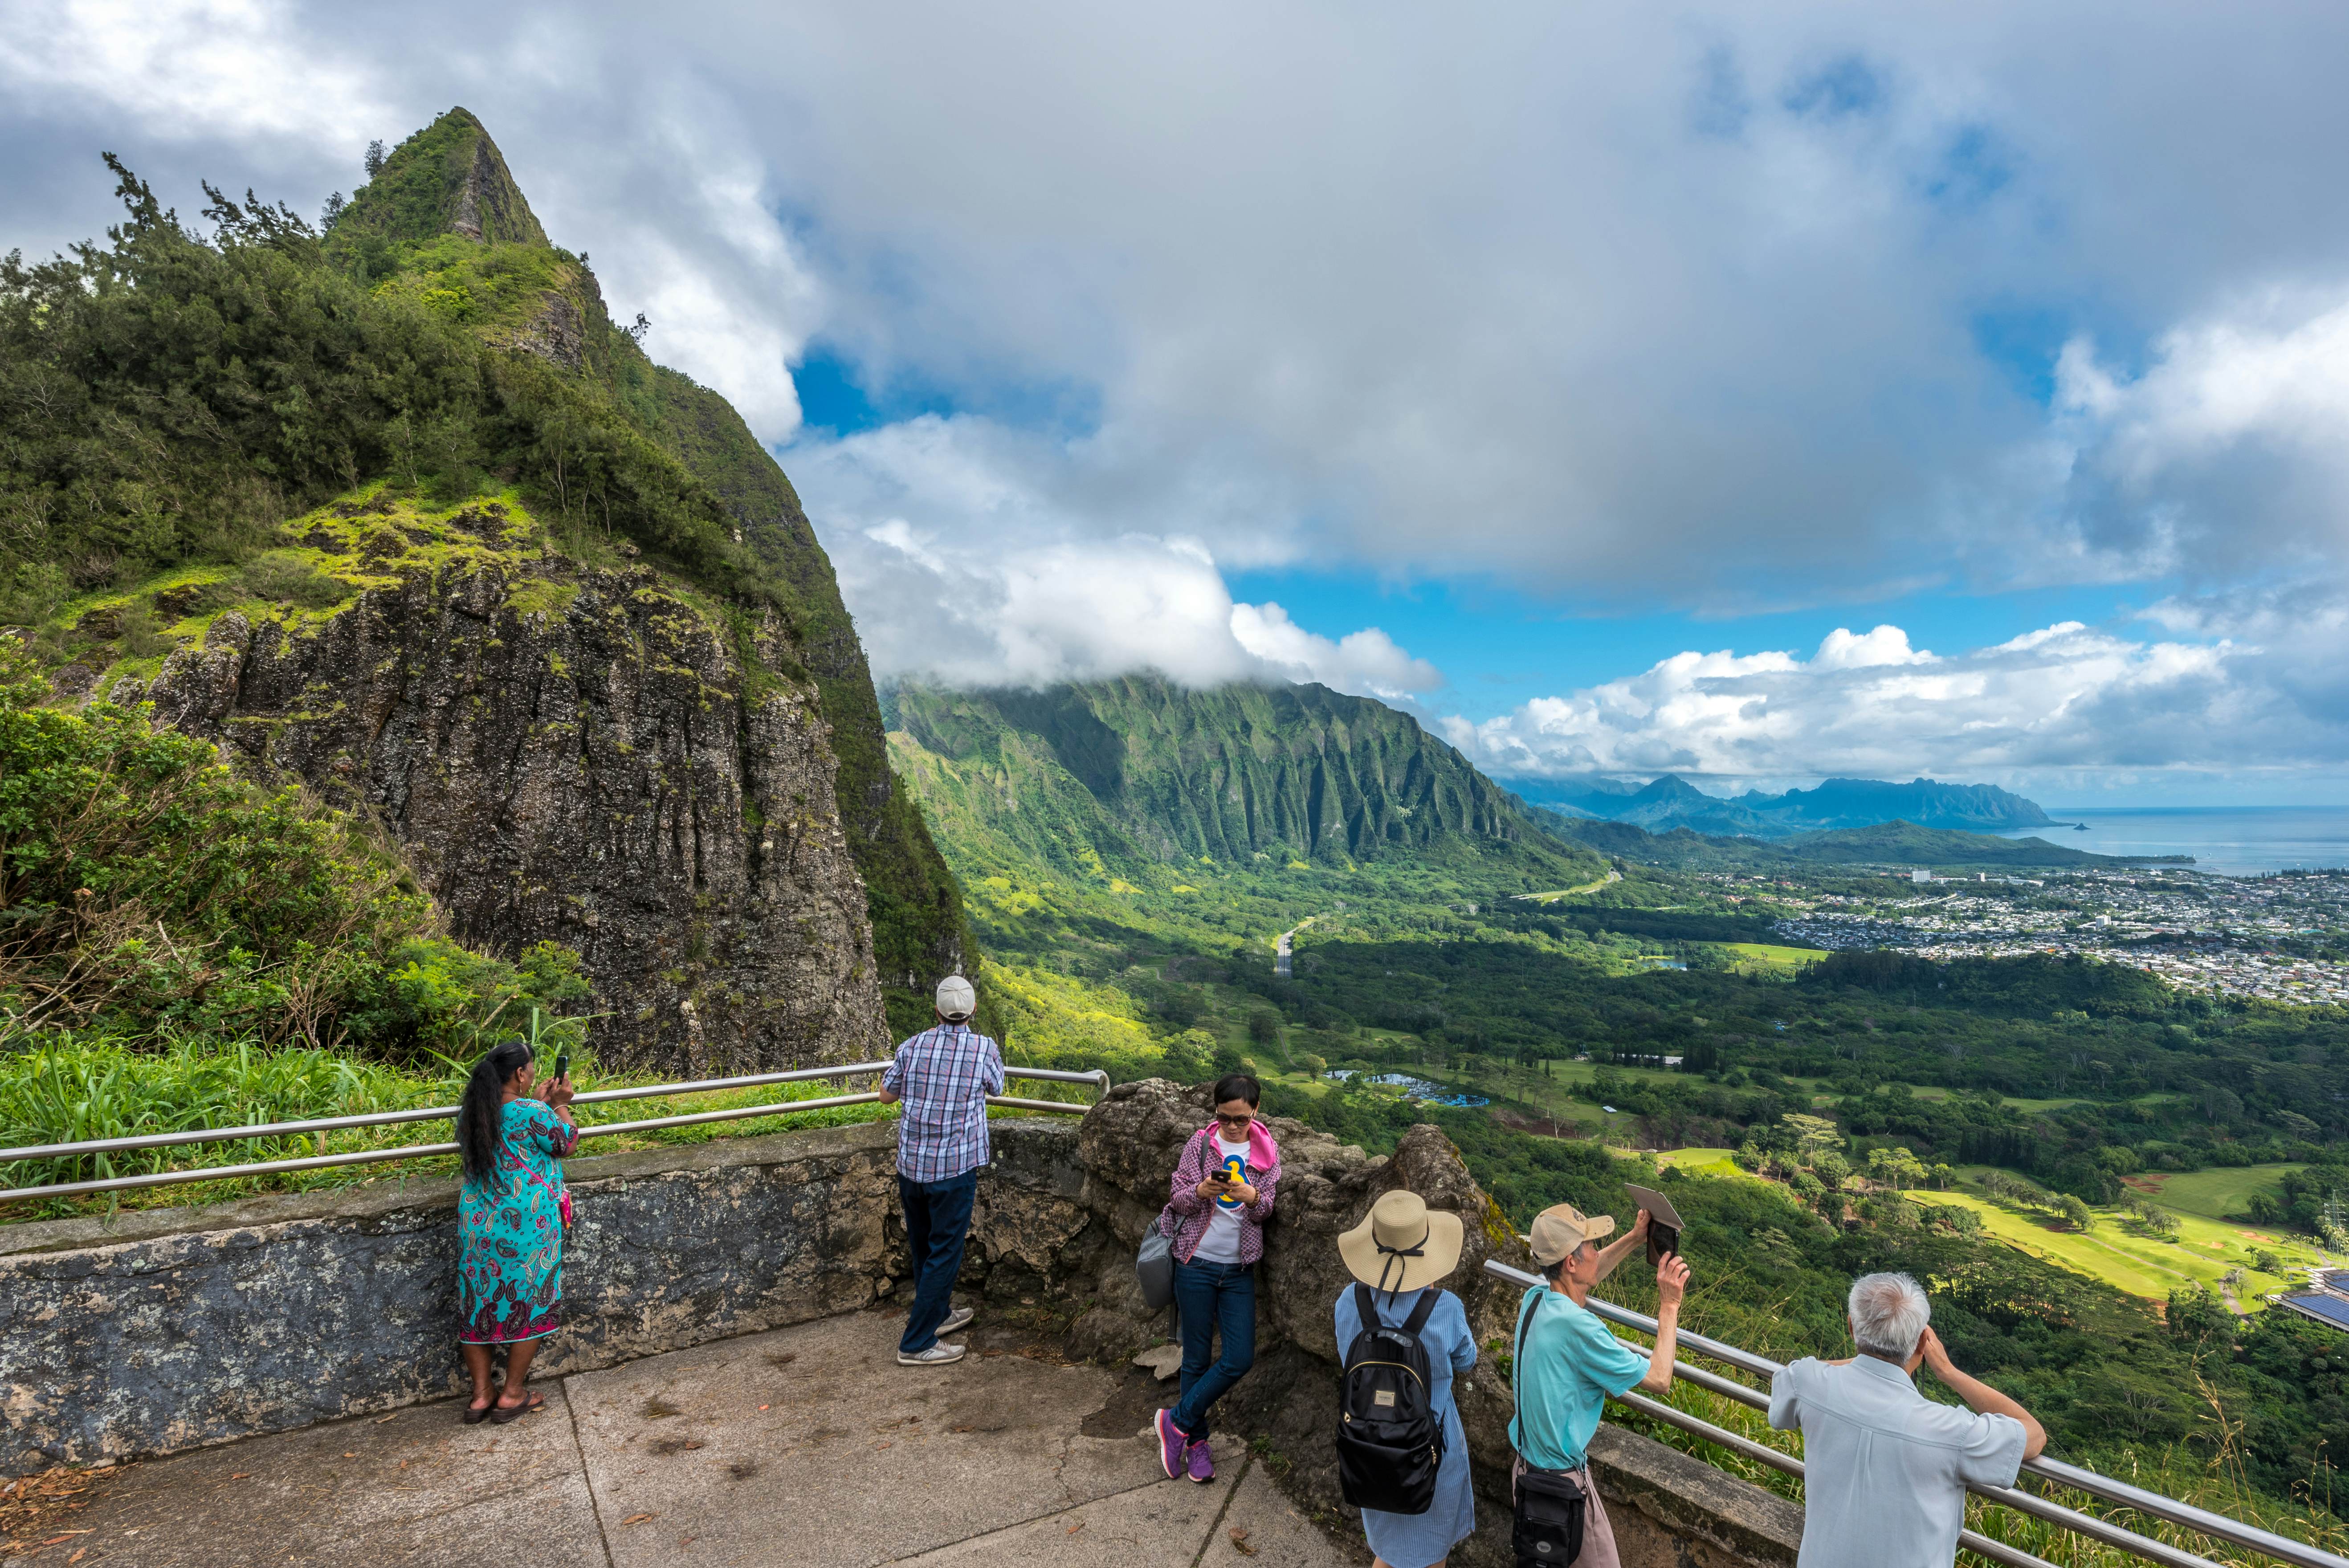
[
  {"xmin": 106, "ymin": 490, "xmax": 886, "ymax": 1073},
  {"xmin": 639, "ymin": 364, "xmax": 970, "ymax": 1020},
  {"xmin": 329, "ymin": 110, "xmax": 963, "ymax": 1033},
  {"xmin": 331, "ymin": 107, "xmax": 971, "ymax": 1030}
]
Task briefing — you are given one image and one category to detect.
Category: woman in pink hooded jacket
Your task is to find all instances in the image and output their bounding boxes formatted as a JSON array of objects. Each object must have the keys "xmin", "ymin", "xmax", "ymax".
[{"xmin": 1152, "ymin": 1073, "xmax": 1282, "ymax": 1485}]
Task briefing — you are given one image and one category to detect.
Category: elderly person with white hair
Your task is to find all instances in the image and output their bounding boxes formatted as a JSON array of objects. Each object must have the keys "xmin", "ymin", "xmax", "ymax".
[{"xmin": 1769, "ymin": 1272, "xmax": 2047, "ymax": 1568}]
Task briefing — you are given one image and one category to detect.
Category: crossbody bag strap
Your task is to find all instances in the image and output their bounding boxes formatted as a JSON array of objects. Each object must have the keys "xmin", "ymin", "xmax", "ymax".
[{"xmin": 1509, "ymin": 1290, "xmax": 1540, "ymax": 1452}]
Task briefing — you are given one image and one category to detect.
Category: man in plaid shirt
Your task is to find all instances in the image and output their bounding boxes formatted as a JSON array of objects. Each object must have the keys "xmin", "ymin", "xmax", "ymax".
[{"xmin": 878, "ymin": 973, "xmax": 1004, "ymax": 1365}]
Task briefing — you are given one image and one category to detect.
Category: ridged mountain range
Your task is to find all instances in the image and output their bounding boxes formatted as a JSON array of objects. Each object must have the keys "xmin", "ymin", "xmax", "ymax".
[{"xmin": 887, "ymin": 676, "xmax": 1608, "ymax": 886}]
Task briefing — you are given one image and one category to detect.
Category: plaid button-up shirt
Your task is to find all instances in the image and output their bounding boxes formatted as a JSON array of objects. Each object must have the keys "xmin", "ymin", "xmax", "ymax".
[{"xmin": 883, "ymin": 1023, "xmax": 1005, "ymax": 1183}]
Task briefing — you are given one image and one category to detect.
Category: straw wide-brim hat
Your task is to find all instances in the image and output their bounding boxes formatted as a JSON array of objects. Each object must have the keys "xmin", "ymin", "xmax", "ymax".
[{"xmin": 1339, "ymin": 1190, "xmax": 1465, "ymax": 1296}]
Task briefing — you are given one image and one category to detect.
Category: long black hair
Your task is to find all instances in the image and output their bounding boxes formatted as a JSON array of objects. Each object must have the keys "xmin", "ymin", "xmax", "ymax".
[{"xmin": 457, "ymin": 1038, "xmax": 533, "ymax": 1188}]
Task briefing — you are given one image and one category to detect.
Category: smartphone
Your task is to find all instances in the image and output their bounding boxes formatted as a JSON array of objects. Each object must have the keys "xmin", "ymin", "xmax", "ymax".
[{"xmin": 553, "ymin": 1051, "xmax": 570, "ymax": 1084}]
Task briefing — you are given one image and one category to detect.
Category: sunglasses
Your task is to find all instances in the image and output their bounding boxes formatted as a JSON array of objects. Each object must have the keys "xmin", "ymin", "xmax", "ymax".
[{"xmin": 1214, "ymin": 1110, "xmax": 1256, "ymax": 1128}]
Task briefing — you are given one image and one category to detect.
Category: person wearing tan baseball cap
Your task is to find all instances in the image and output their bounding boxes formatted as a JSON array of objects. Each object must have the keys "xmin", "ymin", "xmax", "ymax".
[{"xmin": 1507, "ymin": 1201, "xmax": 1690, "ymax": 1568}]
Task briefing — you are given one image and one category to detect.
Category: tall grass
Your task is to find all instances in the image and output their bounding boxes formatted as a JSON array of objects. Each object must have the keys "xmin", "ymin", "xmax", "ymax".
[{"xmin": 0, "ymin": 1031, "xmax": 902, "ymax": 1222}]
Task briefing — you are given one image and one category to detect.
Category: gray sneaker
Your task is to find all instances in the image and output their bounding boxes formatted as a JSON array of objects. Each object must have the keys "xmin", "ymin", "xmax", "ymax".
[
  {"xmin": 939, "ymin": 1306, "xmax": 975, "ymax": 1336},
  {"xmin": 897, "ymin": 1341, "xmax": 967, "ymax": 1367}
]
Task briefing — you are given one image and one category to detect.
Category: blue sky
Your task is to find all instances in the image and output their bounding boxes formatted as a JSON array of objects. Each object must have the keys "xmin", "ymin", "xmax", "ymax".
[{"xmin": 8, "ymin": 1, "xmax": 2349, "ymax": 802}]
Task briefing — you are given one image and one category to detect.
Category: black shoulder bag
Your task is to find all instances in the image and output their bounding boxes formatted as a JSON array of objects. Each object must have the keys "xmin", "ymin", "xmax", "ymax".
[{"xmin": 1510, "ymin": 1295, "xmax": 1587, "ymax": 1567}]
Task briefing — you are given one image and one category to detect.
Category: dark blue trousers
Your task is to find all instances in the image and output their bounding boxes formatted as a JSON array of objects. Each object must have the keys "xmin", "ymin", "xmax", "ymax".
[
  {"xmin": 899, "ymin": 1171, "xmax": 979, "ymax": 1354},
  {"xmin": 1170, "ymin": 1258, "xmax": 1256, "ymax": 1439}
]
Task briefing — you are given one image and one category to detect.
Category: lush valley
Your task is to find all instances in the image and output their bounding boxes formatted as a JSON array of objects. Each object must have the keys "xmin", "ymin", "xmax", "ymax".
[{"xmin": 871, "ymin": 673, "xmax": 2349, "ymax": 1548}]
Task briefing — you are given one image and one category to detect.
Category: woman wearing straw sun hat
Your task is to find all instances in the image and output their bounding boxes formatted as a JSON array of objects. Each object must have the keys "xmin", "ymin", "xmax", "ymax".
[{"xmin": 1333, "ymin": 1189, "xmax": 1479, "ymax": 1568}]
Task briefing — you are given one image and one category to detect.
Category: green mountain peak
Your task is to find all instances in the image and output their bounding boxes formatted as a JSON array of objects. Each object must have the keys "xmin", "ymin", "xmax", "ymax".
[
  {"xmin": 335, "ymin": 107, "xmax": 548, "ymax": 247},
  {"xmin": 893, "ymin": 675, "xmax": 1607, "ymax": 879}
]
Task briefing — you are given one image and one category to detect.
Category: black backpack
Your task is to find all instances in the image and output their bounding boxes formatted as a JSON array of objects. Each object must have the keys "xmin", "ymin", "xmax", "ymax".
[{"xmin": 1335, "ymin": 1283, "xmax": 1447, "ymax": 1515}]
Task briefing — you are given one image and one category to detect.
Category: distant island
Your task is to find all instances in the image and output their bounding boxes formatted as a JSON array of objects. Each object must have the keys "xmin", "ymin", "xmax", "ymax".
[
  {"xmin": 1542, "ymin": 814, "xmax": 2194, "ymax": 870},
  {"xmin": 1511, "ymin": 773, "xmax": 2057, "ymax": 839}
]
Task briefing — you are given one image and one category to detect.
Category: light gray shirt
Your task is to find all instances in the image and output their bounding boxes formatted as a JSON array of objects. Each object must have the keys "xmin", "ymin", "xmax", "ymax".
[{"xmin": 1768, "ymin": 1354, "xmax": 2026, "ymax": 1568}]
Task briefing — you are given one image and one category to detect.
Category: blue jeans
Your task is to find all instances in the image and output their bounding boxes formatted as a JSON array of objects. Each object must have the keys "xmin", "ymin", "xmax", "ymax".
[
  {"xmin": 899, "ymin": 1171, "xmax": 978, "ymax": 1354},
  {"xmin": 1170, "ymin": 1258, "xmax": 1256, "ymax": 1439}
]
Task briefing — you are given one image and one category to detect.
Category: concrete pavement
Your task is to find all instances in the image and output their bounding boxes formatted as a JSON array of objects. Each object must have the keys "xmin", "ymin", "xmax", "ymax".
[{"xmin": 19, "ymin": 1308, "xmax": 1361, "ymax": 1568}]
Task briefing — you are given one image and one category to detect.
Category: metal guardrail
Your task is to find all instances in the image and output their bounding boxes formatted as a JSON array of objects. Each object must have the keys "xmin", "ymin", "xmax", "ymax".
[
  {"xmin": 0, "ymin": 1062, "xmax": 1111, "ymax": 1205},
  {"xmin": 1484, "ymin": 1258, "xmax": 2348, "ymax": 1568}
]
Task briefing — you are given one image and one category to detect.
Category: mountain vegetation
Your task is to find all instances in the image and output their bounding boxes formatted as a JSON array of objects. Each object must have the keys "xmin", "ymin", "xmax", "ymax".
[
  {"xmin": 0, "ymin": 108, "xmax": 967, "ymax": 1030},
  {"xmin": 0, "ymin": 644, "xmax": 587, "ymax": 1063},
  {"xmin": 894, "ymin": 677, "xmax": 1597, "ymax": 870},
  {"xmin": 887, "ymin": 675, "xmax": 1609, "ymax": 972}
]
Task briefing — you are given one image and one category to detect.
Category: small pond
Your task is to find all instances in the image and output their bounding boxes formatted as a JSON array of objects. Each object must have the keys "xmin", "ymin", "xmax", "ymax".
[{"xmin": 1326, "ymin": 1071, "xmax": 1491, "ymax": 1108}]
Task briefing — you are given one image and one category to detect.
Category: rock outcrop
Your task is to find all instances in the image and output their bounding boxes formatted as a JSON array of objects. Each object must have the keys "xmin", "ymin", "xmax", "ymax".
[
  {"xmin": 335, "ymin": 106, "xmax": 550, "ymax": 249},
  {"xmin": 111, "ymin": 492, "xmax": 887, "ymax": 1074}
]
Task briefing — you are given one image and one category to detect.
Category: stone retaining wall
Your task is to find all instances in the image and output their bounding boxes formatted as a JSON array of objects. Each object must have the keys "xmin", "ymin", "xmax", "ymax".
[{"xmin": 0, "ymin": 1119, "xmax": 1101, "ymax": 1472}]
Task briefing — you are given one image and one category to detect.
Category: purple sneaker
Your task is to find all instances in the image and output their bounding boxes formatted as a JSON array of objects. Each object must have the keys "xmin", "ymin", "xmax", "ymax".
[
  {"xmin": 1185, "ymin": 1437, "xmax": 1215, "ymax": 1483},
  {"xmin": 1156, "ymin": 1409, "xmax": 1187, "ymax": 1479}
]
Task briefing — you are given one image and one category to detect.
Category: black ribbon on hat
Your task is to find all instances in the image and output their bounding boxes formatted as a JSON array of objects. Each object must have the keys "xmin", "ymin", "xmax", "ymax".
[{"xmin": 1374, "ymin": 1225, "xmax": 1430, "ymax": 1303}]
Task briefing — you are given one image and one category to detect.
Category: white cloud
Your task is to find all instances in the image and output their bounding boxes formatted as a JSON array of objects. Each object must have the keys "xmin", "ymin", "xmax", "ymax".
[
  {"xmin": 1230, "ymin": 604, "xmax": 1442, "ymax": 700},
  {"xmin": 837, "ymin": 521, "xmax": 1438, "ymax": 700},
  {"xmin": 1811, "ymin": 624, "xmax": 1933, "ymax": 670},
  {"xmin": 2054, "ymin": 293, "xmax": 2349, "ymax": 583},
  {"xmin": 0, "ymin": 0, "xmax": 379, "ymax": 143},
  {"xmin": 540, "ymin": 95, "xmax": 819, "ymax": 441},
  {"xmin": 805, "ymin": 415, "xmax": 1437, "ymax": 696},
  {"xmin": 17, "ymin": 0, "xmax": 2349, "ymax": 610},
  {"xmin": 1440, "ymin": 620, "xmax": 2322, "ymax": 784}
]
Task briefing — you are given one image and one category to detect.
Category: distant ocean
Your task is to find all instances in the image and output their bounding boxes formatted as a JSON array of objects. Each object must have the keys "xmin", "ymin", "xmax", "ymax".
[{"xmin": 1995, "ymin": 806, "xmax": 2349, "ymax": 875}]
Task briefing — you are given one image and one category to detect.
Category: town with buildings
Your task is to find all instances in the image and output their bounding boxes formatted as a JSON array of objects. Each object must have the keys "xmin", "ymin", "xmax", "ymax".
[{"xmin": 1755, "ymin": 868, "xmax": 2349, "ymax": 1006}]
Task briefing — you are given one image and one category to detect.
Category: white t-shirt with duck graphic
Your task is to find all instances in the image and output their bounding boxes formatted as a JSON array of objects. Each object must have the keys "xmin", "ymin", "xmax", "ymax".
[{"xmin": 1188, "ymin": 1134, "xmax": 1253, "ymax": 1263}]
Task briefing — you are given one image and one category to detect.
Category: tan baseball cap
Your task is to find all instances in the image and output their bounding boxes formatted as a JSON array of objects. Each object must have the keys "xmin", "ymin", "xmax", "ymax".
[
  {"xmin": 1527, "ymin": 1201, "xmax": 1616, "ymax": 1266},
  {"xmin": 935, "ymin": 974, "xmax": 976, "ymax": 1020}
]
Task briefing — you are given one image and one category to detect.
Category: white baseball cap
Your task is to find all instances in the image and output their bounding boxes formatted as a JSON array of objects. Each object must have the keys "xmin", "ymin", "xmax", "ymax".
[{"xmin": 935, "ymin": 974, "xmax": 976, "ymax": 1020}]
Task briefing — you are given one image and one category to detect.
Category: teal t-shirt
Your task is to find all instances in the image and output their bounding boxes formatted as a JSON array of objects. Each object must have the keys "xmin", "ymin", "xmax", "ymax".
[{"xmin": 1508, "ymin": 1285, "xmax": 1649, "ymax": 1469}]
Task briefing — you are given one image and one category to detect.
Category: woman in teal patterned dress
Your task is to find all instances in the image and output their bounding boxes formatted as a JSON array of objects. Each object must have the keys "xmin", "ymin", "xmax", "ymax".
[{"xmin": 455, "ymin": 1039, "xmax": 577, "ymax": 1424}]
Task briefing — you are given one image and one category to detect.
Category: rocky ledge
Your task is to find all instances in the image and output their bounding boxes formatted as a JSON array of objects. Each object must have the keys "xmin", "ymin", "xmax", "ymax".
[{"xmin": 96, "ymin": 488, "xmax": 885, "ymax": 1074}]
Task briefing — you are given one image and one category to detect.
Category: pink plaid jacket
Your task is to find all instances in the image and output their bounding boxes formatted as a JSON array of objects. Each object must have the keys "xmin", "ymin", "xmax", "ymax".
[{"xmin": 1157, "ymin": 1121, "xmax": 1282, "ymax": 1266}]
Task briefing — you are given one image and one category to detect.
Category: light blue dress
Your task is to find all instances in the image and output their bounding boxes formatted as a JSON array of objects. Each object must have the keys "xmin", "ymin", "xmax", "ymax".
[{"xmin": 1334, "ymin": 1286, "xmax": 1478, "ymax": 1568}]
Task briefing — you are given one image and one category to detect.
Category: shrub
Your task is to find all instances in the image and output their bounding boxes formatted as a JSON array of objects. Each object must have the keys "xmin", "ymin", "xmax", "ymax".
[
  {"xmin": 0, "ymin": 647, "xmax": 587, "ymax": 1056},
  {"xmin": 238, "ymin": 550, "xmax": 353, "ymax": 609}
]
